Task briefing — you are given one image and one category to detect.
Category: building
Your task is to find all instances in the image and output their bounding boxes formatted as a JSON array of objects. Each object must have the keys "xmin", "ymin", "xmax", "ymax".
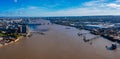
[
  {"xmin": 84, "ymin": 24, "xmax": 114, "ymax": 30},
  {"xmin": 22, "ymin": 25, "xmax": 28, "ymax": 33}
]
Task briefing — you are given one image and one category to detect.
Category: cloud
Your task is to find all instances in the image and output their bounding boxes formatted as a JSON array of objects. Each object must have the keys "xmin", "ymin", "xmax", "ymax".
[
  {"xmin": 107, "ymin": 3, "xmax": 120, "ymax": 9},
  {"xmin": 83, "ymin": 0, "xmax": 120, "ymax": 10},
  {"xmin": 41, "ymin": 8, "xmax": 120, "ymax": 16},
  {"xmin": 115, "ymin": 0, "xmax": 120, "ymax": 2},
  {"xmin": 14, "ymin": 0, "xmax": 18, "ymax": 3},
  {"xmin": 28, "ymin": 6, "xmax": 39, "ymax": 9},
  {"xmin": 1, "ymin": 6, "xmax": 120, "ymax": 17},
  {"xmin": 82, "ymin": 0, "xmax": 108, "ymax": 9},
  {"xmin": 0, "ymin": 6, "xmax": 50, "ymax": 16}
]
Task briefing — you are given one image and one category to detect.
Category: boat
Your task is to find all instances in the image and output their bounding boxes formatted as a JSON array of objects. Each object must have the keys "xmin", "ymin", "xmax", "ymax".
[{"xmin": 106, "ymin": 44, "xmax": 117, "ymax": 50}]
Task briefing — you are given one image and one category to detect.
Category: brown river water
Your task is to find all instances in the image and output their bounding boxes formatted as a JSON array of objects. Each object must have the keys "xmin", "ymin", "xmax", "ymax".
[{"xmin": 0, "ymin": 20, "xmax": 120, "ymax": 59}]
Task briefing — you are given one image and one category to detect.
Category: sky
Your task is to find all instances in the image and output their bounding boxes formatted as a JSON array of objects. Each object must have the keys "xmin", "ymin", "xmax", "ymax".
[{"xmin": 0, "ymin": 0, "xmax": 120, "ymax": 16}]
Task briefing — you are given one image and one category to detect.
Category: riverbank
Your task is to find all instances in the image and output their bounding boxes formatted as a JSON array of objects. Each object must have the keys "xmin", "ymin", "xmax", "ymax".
[{"xmin": 0, "ymin": 36, "xmax": 24, "ymax": 47}]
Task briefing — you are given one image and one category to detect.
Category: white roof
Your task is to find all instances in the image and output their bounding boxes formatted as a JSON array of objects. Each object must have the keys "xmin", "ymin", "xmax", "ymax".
[{"xmin": 86, "ymin": 24, "xmax": 114, "ymax": 28}]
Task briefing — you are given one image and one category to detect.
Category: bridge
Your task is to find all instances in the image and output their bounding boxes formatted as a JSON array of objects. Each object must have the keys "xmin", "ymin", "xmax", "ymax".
[{"xmin": 21, "ymin": 23, "xmax": 41, "ymax": 25}]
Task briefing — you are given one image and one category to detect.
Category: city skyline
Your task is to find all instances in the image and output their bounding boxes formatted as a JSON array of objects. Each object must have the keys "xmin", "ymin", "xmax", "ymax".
[{"xmin": 0, "ymin": 0, "xmax": 120, "ymax": 16}]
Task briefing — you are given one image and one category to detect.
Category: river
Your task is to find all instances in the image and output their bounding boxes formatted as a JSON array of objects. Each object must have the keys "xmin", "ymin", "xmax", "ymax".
[{"xmin": 0, "ymin": 20, "xmax": 120, "ymax": 59}]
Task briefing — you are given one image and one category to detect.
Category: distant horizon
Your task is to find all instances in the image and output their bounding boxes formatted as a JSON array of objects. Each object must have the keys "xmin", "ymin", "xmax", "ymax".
[{"xmin": 0, "ymin": 15, "xmax": 120, "ymax": 17}]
